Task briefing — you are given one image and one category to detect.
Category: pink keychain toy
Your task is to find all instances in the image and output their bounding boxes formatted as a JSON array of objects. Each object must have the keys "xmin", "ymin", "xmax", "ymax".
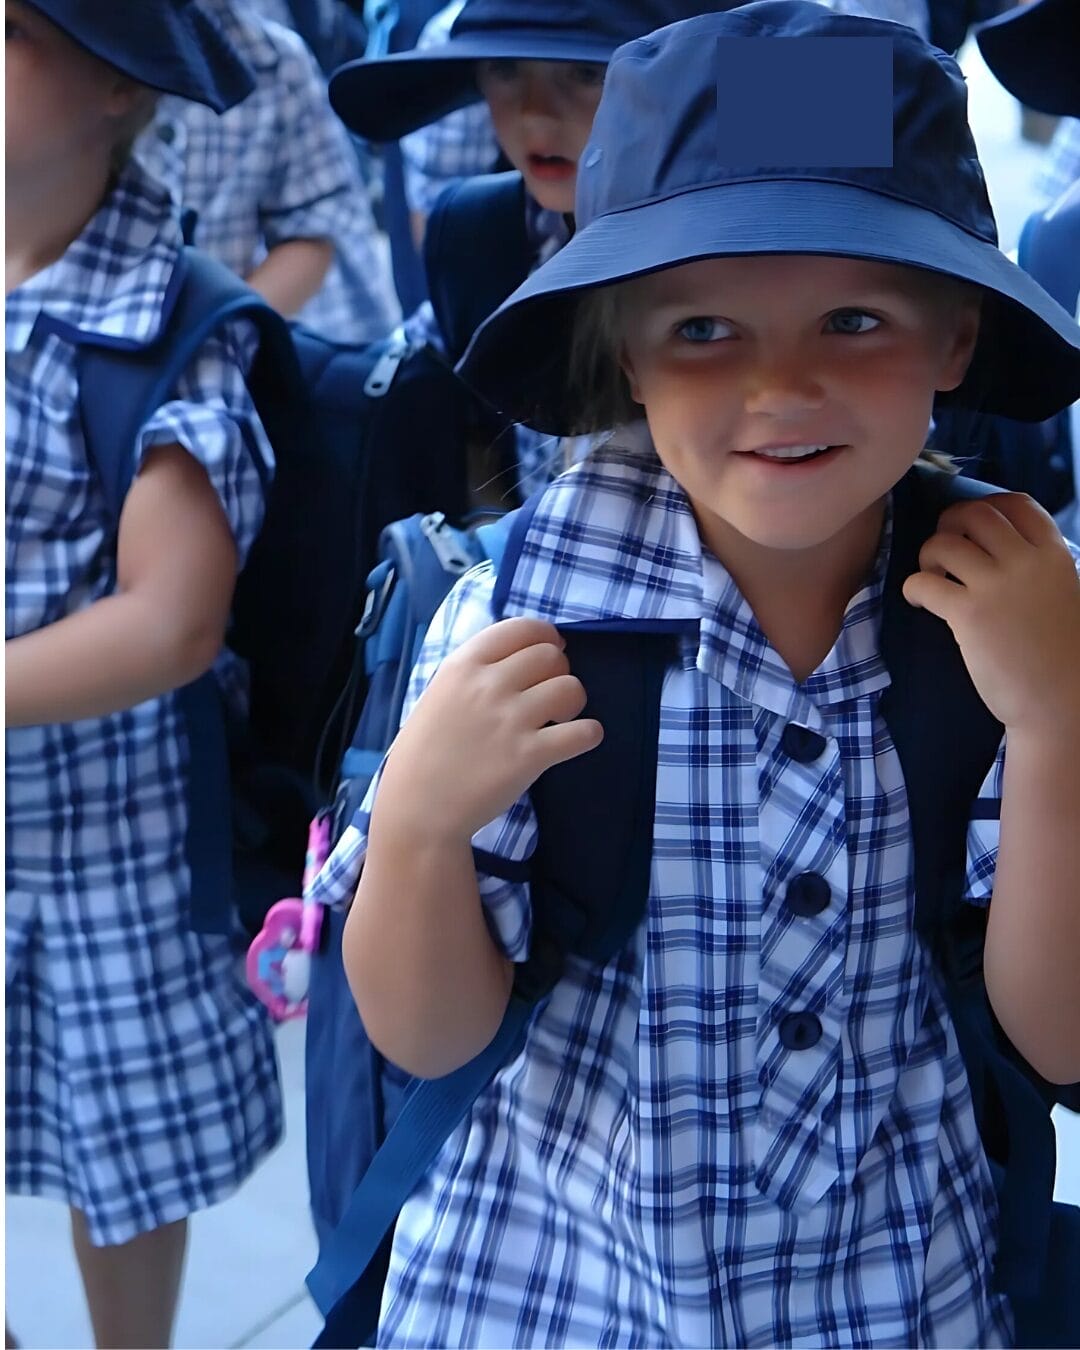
[{"xmin": 246, "ymin": 814, "xmax": 330, "ymax": 1021}]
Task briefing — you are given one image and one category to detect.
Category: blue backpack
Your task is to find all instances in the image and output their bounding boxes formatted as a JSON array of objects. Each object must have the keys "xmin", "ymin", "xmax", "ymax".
[
  {"xmin": 77, "ymin": 173, "xmax": 531, "ymax": 936},
  {"xmin": 304, "ymin": 464, "xmax": 1080, "ymax": 1349}
]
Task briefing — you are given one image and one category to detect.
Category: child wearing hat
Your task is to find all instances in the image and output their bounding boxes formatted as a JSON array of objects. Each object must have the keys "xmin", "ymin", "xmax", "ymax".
[
  {"xmin": 136, "ymin": 0, "xmax": 401, "ymax": 344},
  {"xmin": 6, "ymin": 2, "xmax": 281, "ymax": 1344},
  {"xmin": 312, "ymin": 3, "xmax": 1080, "ymax": 1345},
  {"xmin": 331, "ymin": 0, "xmax": 758, "ymax": 511},
  {"xmin": 333, "ymin": 0, "xmax": 948, "ymax": 502}
]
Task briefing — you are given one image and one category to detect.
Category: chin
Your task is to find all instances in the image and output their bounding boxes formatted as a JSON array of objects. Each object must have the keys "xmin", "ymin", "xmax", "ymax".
[{"xmin": 525, "ymin": 180, "xmax": 576, "ymax": 216}]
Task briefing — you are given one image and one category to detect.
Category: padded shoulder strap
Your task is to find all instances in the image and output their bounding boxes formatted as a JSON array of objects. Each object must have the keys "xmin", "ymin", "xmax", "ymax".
[
  {"xmin": 423, "ymin": 170, "xmax": 531, "ymax": 366},
  {"xmin": 880, "ymin": 465, "xmax": 1005, "ymax": 943},
  {"xmin": 79, "ymin": 247, "xmax": 296, "ymax": 524}
]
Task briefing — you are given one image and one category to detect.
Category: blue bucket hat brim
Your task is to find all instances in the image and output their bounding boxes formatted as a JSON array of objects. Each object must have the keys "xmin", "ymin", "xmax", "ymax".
[
  {"xmin": 975, "ymin": 0, "xmax": 1080, "ymax": 119},
  {"xmin": 27, "ymin": 0, "xmax": 256, "ymax": 112},
  {"xmin": 458, "ymin": 177, "xmax": 1080, "ymax": 432},
  {"xmin": 329, "ymin": 33, "xmax": 617, "ymax": 142}
]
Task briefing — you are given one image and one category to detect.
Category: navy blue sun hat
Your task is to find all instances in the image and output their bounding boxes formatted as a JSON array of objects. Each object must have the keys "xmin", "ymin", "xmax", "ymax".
[
  {"xmin": 975, "ymin": 0, "xmax": 1080, "ymax": 118},
  {"xmin": 458, "ymin": 0, "xmax": 1080, "ymax": 433},
  {"xmin": 329, "ymin": 0, "xmax": 744, "ymax": 142},
  {"xmin": 27, "ymin": 0, "xmax": 256, "ymax": 112}
]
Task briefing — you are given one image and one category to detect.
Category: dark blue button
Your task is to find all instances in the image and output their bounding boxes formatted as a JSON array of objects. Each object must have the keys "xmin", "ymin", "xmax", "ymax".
[
  {"xmin": 158, "ymin": 122, "xmax": 176, "ymax": 144},
  {"xmin": 779, "ymin": 1011, "xmax": 823, "ymax": 1051},
  {"xmin": 780, "ymin": 723, "xmax": 827, "ymax": 762},
  {"xmin": 785, "ymin": 872, "xmax": 831, "ymax": 918}
]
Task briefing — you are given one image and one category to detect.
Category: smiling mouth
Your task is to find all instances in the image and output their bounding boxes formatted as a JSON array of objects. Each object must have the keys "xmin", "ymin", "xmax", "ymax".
[{"xmin": 742, "ymin": 444, "xmax": 844, "ymax": 463}]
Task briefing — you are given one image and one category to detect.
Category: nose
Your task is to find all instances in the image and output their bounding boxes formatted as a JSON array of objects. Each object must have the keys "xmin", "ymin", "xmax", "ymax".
[
  {"xmin": 519, "ymin": 70, "xmax": 560, "ymax": 121},
  {"xmin": 742, "ymin": 349, "xmax": 826, "ymax": 417}
]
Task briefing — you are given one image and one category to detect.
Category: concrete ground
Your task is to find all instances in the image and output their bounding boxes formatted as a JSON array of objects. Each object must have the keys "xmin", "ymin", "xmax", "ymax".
[{"xmin": 5, "ymin": 34, "xmax": 1078, "ymax": 1350}]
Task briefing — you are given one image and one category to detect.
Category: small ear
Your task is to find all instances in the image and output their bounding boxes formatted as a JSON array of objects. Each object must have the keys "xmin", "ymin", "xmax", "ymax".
[
  {"xmin": 935, "ymin": 295, "xmax": 982, "ymax": 393},
  {"xmin": 618, "ymin": 349, "xmax": 645, "ymax": 406},
  {"xmin": 104, "ymin": 74, "xmax": 143, "ymax": 121}
]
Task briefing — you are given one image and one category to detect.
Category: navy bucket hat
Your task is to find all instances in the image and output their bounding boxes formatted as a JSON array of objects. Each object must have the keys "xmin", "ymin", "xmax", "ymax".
[
  {"xmin": 975, "ymin": 0, "xmax": 1080, "ymax": 119},
  {"xmin": 330, "ymin": 0, "xmax": 743, "ymax": 142},
  {"xmin": 458, "ymin": 0, "xmax": 1080, "ymax": 433},
  {"xmin": 25, "ymin": 0, "xmax": 256, "ymax": 112}
]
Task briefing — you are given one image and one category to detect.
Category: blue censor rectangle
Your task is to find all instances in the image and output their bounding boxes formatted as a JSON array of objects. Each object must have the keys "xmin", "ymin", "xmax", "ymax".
[{"xmin": 716, "ymin": 36, "xmax": 894, "ymax": 167}]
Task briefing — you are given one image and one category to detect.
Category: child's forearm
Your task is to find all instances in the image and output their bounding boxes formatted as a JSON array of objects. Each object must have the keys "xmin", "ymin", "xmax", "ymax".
[
  {"xmin": 984, "ymin": 722, "xmax": 1080, "ymax": 1084},
  {"xmin": 343, "ymin": 806, "xmax": 515, "ymax": 1080},
  {"xmin": 245, "ymin": 238, "xmax": 334, "ymax": 316},
  {"xmin": 5, "ymin": 590, "xmax": 224, "ymax": 727}
]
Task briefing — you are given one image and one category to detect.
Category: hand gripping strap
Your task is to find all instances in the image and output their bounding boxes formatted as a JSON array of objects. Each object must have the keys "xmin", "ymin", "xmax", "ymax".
[
  {"xmin": 307, "ymin": 557, "xmax": 678, "ymax": 1341},
  {"xmin": 881, "ymin": 465, "xmax": 1079, "ymax": 1334}
]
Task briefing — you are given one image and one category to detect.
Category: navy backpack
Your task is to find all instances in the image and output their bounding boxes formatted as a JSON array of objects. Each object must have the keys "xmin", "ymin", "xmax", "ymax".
[
  {"xmin": 304, "ymin": 464, "xmax": 1080, "ymax": 1349},
  {"xmin": 77, "ymin": 171, "xmax": 531, "ymax": 936}
]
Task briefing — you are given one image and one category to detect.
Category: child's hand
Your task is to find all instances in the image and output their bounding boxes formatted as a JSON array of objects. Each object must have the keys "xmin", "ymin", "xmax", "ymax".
[
  {"xmin": 902, "ymin": 493, "xmax": 1080, "ymax": 737},
  {"xmin": 375, "ymin": 618, "xmax": 605, "ymax": 844}
]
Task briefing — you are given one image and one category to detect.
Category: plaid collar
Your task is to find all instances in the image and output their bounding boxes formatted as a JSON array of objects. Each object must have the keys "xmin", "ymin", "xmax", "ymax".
[
  {"xmin": 499, "ymin": 425, "xmax": 893, "ymax": 711},
  {"xmin": 6, "ymin": 157, "xmax": 184, "ymax": 355}
]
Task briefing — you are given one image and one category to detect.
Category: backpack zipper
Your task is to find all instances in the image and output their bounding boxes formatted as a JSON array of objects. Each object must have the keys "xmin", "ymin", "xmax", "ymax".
[
  {"xmin": 363, "ymin": 327, "xmax": 415, "ymax": 398},
  {"xmin": 419, "ymin": 512, "xmax": 478, "ymax": 575}
]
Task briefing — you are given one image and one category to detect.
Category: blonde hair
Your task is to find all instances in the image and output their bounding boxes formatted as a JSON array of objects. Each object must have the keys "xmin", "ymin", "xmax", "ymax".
[{"xmin": 566, "ymin": 282, "xmax": 640, "ymax": 436}]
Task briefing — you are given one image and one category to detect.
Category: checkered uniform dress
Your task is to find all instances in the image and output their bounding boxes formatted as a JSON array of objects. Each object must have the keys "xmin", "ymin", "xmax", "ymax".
[
  {"xmin": 137, "ymin": 0, "xmax": 400, "ymax": 344},
  {"xmin": 6, "ymin": 159, "xmax": 283, "ymax": 1246},
  {"xmin": 313, "ymin": 437, "xmax": 1080, "ymax": 1347}
]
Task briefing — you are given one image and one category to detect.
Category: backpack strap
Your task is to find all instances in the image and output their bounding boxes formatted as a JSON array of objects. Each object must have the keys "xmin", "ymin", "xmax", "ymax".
[
  {"xmin": 882, "ymin": 465, "xmax": 1080, "ymax": 1342},
  {"xmin": 307, "ymin": 509, "xmax": 676, "ymax": 1338},
  {"xmin": 77, "ymin": 248, "xmax": 299, "ymax": 933},
  {"xmin": 423, "ymin": 170, "xmax": 531, "ymax": 367}
]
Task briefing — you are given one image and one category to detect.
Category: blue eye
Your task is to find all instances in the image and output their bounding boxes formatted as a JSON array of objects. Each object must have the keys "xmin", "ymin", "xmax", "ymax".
[
  {"xmin": 828, "ymin": 310, "xmax": 880, "ymax": 335},
  {"xmin": 677, "ymin": 317, "xmax": 729, "ymax": 343}
]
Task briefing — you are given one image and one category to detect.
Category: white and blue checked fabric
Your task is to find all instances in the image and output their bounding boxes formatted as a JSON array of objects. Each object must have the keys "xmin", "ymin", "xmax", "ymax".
[
  {"xmin": 400, "ymin": 0, "xmax": 501, "ymax": 217},
  {"xmin": 5, "ymin": 157, "xmax": 282, "ymax": 1246},
  {"xmin": 1034, "ymin": 117, "xmax": 1080, "ymax": 208},
  {"xmin": 137, "ymin": 0, "xmax": 400, "ymax": 344},
  {"xmin": 312, "ymin": 437, "xmax": 1080, "ymax": 1348}
]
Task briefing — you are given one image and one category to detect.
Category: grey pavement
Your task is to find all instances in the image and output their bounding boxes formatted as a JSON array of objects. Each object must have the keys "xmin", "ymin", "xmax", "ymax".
[{"xmin": 5, "ymin": 35, "xmax": 1078, "ymax": 1350}]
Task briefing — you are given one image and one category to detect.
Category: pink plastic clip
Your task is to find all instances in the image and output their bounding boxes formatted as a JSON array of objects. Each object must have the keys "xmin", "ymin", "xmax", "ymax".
[{"xmin": 246, "ymin": 815, "xmax": 331, "ymax": 1021}]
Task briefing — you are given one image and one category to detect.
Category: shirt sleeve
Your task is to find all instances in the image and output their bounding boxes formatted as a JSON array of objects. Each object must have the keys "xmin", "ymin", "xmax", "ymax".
[
  {"xmin": 307, "ymin": 561, "xmax": 536, "ymax": 962},
  {"xmin": 135, "ymin": 315, "xmax": 273, "ymax": 570},
  {"xmin": 258, "ymin": 28, "xmax": 367, "ymax": 249}
]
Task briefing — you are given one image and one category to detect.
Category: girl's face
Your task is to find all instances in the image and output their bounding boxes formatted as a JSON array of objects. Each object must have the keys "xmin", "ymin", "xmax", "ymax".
[
  {"xmin": 6, "ymin": 1, "xmax": 141, "ymax": 184},
  {"xmin": 618, "ymin": 254, "xmax": 981, "ymax": 560},
  {"xmin": 476, "ymin": 58, "xmax": 605, "ymax": 215}
]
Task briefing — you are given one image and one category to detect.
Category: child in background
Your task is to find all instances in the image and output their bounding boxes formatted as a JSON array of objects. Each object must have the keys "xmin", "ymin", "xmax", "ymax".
[
  {"xmin": 137, "ymin": 0, "xmax": 400, "ymax": 343},
  {"xmin": 313, "ymin": 3, "xmax": 1080, "ymax": 1345},
  {"xmin": 330, "ymin": 0, "xmax": 752, "ymax": 502},
  {"xmin": 6, "ymin": 2, "xmax": 281, "ymax": 1344}
]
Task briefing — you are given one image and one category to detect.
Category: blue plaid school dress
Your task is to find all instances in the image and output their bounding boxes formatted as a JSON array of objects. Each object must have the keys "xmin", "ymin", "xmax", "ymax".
[
  {"xmin": 5, "ymin": 157, "xmax": 283, "ymax": 1247},
  {"xmin": 313, "ymin": 435, "xmax": 1080, "ymax": 1347},
  {"xmin": 137, "ymin": 0, "xmax": 400, "ymax": 344}
]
